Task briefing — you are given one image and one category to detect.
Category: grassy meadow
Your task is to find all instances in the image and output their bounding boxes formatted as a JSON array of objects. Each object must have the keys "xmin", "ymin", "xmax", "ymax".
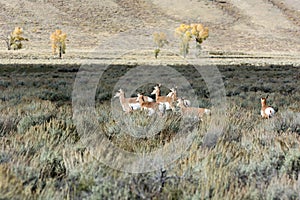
[{"xmin": 0, "ymin": 63, "xmax": 300, "ymax": 199}]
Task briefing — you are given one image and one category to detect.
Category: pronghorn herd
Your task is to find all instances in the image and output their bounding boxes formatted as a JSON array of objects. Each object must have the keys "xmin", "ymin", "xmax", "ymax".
[
  {"xmin": 114, "ymin": 84, "xmax": 277, "ymax": 120},
  {"xmin": 114, "ymin": 84, "xmax": 211, "ymax": 120}
]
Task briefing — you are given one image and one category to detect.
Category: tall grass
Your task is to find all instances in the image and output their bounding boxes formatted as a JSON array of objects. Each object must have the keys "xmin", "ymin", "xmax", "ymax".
[
  {"xmin": 0, "ymin": 64, "xmax": 300, "ymax": 199},
  {"xmin": 1, "ymin": 97, "xmax": 300, "ymax": 199}
]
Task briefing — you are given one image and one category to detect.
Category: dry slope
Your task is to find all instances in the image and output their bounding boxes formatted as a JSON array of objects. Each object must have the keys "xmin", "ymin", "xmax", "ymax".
[{"xmin": 0, "ymin": 0, "xmax": 299, "ymax": 56}]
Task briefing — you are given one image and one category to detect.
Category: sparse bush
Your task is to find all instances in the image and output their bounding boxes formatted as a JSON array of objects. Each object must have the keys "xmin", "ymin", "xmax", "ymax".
[
  {"xmin": 266, "ymin": 175, "xmax": 299, "ymax": 200},
  {"xmin": 0, "ymin": 114, "xmax": 19, "ymax": 136},
  {"xmin": 0, "ymin": 164, "xmax": 26, "ymax": 199},
  {"xmin": 267, "ymin": 111, "xmax": 300, "ymax": 134},
  {"xmin": 50, "ymin": 30, "xmax": 67, "ymax": 58},
  {"xmin": 280, "ymin": 149, "xmax": 300, "ymax": 178},
  {"xmin": 153, "ymin": 32, "xmax": 168, "ymax": 58},
  {"xmin": 38, "ymin": 90, "xmax": 70, "ymax": 102},
  {"xmin": 17, "ymin": 113, "xmax": 54, "ymax": 134}
]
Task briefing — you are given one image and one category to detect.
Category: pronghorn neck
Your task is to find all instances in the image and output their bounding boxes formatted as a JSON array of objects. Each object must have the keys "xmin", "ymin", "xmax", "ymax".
[
  {"xmin": 168, "ymin": 88, "xmax": 177, "ymax": 99},
  {"xmin": 177, "ymin": 99, "xmax": 186, "ymax": 108},
  {"xmin": 137, "ymin": 94, "xmax": 144, "ymax": 104},
  {"xmin": 155, "ymin": 87, "xmax": 161, "ymax": 97},
  {"xmin": 151, "ymin": 88, "xmax": 160, "ymax": 101},
  {"xmin": 155, "ymin": 91, "xmax": 160, "ymax": 101},
  {"xmin": 170, "ymin": 91, "xmax": 177, "ymax": 100},
  {"xmin": 142, "ymin": 95, "xmax": 146, "ymax": 102},
  {"xmin": 115, "ymin": 90, "xmax": 133, "ymax": 113},
  {"xmin": 118, "ymin": 92, "xmax": 126, "ymax": 103},
  {"xmin": 155, "ymin": 87, "xmax": 161, "ymax": 96},
  {"xmin": 261, "ymin": 98, "xmax": 267, "ymax": 109}
]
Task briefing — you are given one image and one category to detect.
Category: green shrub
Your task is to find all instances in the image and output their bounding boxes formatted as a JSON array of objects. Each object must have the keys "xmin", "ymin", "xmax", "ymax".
[{"xmin": 17, "ymin": 113, "xmax": 53, "ymax": 134}]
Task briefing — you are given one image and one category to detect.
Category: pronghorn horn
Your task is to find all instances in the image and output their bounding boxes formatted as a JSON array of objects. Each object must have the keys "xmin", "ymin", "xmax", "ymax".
[{"xmin": 266, "ymin": 95, "xmax": 269, "ymax": 99}]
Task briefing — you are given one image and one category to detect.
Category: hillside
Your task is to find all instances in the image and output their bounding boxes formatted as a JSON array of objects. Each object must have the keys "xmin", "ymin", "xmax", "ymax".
[{"xmin": 0, "ymin": 0, "xmax": 300, "ymax": 60}]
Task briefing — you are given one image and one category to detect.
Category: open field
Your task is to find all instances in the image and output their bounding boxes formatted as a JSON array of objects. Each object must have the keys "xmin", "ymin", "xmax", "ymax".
[
  {"xmin": 0, "ymin": 63, "xmax": 300, "ymax": 199},
  {"xmin": 1, "ymin": 0, "xmax": 300, "ymax": 199}
]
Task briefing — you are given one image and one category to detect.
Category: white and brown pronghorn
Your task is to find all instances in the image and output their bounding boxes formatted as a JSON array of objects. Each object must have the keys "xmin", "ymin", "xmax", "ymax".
[
  {"xmin": 114, "ymin": 89, "xmax": 154, "ymax": 113},
  {"xmin": 177, "ymin": 98, "xmax": 210, "ymax": 120},
  {"xmin": 260, "ymin": 95, "xmax": 276, "ymax": 119},
  {"xmin": 114, "ymin": 89, "xmax": 139, "ymax": 112},
  {"xmin": 151, "ymin": 85, "xmax": 176, "ymax": 111},
  {"xmin": 136, "ymin": 93, "xmax": 162, "ymax": 116},
  {"xmin": 167, "ymin": 87, "xmax": 191, "ymax": 107}
]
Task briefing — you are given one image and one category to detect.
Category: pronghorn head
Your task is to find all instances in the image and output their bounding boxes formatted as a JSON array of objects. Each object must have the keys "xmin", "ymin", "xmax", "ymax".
[
  {"xmin": 261, "ymin": 95, "xmax": 269, "ymax": 106},
  {"xmin": 114, "ymin": 89, "xmax": 124, "ymax": 98},
  {"xmin": 176, "ymin": 98, "xmax": 185, "ymax": 107},
  {"xmin": 151, "ymin": 86, "xmax": 160, "ymax": 95},
  {"xmin": 169, "ymin": 87, "xmax": 177, "ymax": 96},
  {"xmin": 136, "ymin": 93, "xmax": 141, "ymax": 102},
  {"xmin": 167, "ymin": 88, "xmax": 177, "ymax": 100},
  {"xmin": 169, "ymin": 87, "xmax": 176, "ymax": 93}
]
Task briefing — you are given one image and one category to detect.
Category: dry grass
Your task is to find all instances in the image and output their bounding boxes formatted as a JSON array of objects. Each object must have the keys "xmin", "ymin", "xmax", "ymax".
[{"xmin": 0, "ymin": 63, "xmax": 300, "ymax": 199}]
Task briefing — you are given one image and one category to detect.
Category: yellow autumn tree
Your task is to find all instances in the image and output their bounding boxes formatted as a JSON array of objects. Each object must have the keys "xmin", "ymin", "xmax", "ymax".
[
  {"xmin": 175, "ymin": 23, "xmax": 209, "ymax": 57},
  {"xmin": 191, "ymin": 24, "xmax": 209, "ymax": 45},
  {"xmin": 50, "ymin": 30, "xmax": 67, "ymax": 58},
  {"xmin": 4, "ymin": 27, "xmax": 29, "ymax": 50}
]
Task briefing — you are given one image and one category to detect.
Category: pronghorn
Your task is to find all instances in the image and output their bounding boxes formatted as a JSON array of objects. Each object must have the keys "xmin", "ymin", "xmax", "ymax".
[
  {"xmin": 114, "ymin": 89, "xmax": 140, "ymax": 112},
  {"xmin": 151, "ymin": 85, "xmax": 176, "ymax": 111},
  {"xmin": 166, "ymin": 87, "xmax": 177, "ymax": 99},
  {"xmin": 114, "ymin": 89, "xmax": 154, "ymax": 112},
  {"xmin": 136, "ymin": 93, "xmax": 162, "ymax": 116},
  {"xmin": 260, "ymin": 95, "xmax": 276, "ymax": 119},
  {"xmin": 177, "ymin": 98, "xmax": 210, "ymax": 120},
  {"xmin": 167, "ymin": 87, "xmax": 191, "ymax": 107}
]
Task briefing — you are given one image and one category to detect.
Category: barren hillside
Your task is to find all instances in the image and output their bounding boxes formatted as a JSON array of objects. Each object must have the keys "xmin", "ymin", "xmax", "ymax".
[{"xmin": 0, "ymin": 0, "xmax": 300, "ymax": 58}]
